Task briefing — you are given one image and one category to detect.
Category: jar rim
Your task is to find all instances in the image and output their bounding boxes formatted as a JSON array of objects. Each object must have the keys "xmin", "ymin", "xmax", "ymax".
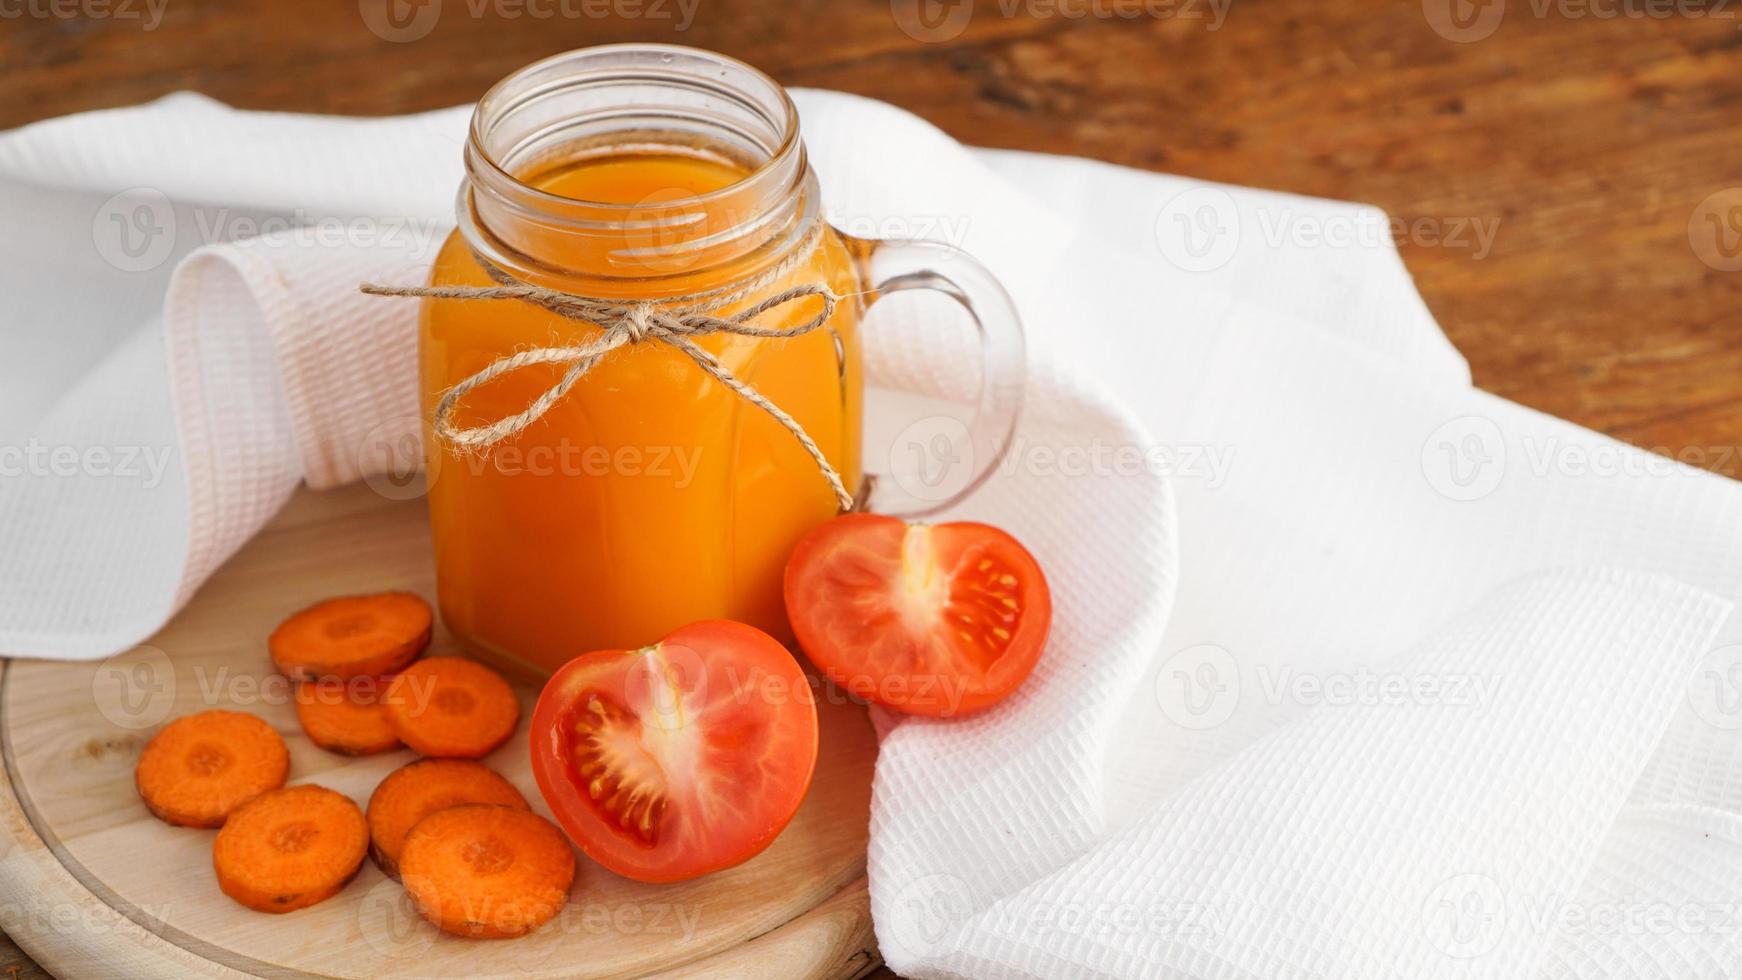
[
  {"xmin": 465, "ymin": 43, "xmax": 802, "ymax": 216},
  {"xmin": 458, "ymin": 44, "xmax": 818, "ymax": 287}
]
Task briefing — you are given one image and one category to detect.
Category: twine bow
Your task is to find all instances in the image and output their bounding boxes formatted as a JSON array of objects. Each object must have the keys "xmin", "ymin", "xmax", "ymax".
[{"xmin": 360, "ymin": 232, "xmax": 853, "ymax": 511}]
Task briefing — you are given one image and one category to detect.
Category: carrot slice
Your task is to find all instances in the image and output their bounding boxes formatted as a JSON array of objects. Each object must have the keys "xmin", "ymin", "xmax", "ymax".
[
  {"xmin": 294, "ymin": 676, "xmax": 401, "ymax": 756},
  {"xmin": 366, "ymin": 759, "xmax": 529, "ymax": 877},
  {"xmin": 383, "ymin": 657, "xmax": 520, "ymax": 759},
  {"xmin": 135, "ymin": 710, "xmax": 289, "ymax": 828},
  {"xmin": 269, "ymin": 592, "xmax": 432, "ymax": 681},
  {"xmin": 399, "ymin": 804, "xmax": 574, "ymax": 938},
  {"xmin": 212, "ymin": 784, "xmax": 368, "ymax": 913}
]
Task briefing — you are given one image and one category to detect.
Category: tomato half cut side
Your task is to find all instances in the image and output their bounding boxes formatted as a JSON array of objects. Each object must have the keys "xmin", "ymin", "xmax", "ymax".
[
  {"xmin": 530, "ymin": 620, "xmax": 819, "ymax": 883},
  {"xmin": 784, "ymin": 513, "xmax": 1052, "ymax": 717}
]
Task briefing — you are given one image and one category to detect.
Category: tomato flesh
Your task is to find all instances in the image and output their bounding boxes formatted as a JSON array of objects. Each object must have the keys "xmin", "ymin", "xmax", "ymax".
[
  {"xmin": 784, "ymin": 514, "xmax": 1052, "ymax": 716},
  {"xmin": 530, "ymin": 620, "xmax": 819, "ymax": 883}
]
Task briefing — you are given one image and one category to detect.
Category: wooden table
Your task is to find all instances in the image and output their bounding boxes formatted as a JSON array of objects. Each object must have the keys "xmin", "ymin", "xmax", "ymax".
[{"xmin": 4, "ymin": 0, "xmax": 1740, "ymax": 975}]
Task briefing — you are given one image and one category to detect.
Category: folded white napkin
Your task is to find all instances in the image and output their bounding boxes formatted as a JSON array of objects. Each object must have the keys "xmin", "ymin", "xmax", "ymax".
[{"xmin": 4, "ymin": 90, "xmax": 1741, "ymax": 979}]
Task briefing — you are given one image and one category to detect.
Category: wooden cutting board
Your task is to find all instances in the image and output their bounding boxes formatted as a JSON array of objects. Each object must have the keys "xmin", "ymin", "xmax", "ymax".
[{"xmin": 0, "ymin": 483, "xmax": 882, "ymax": 979}]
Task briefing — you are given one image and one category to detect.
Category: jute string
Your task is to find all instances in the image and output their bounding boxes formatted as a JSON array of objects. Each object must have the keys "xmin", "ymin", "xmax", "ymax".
[{"xmin": 360, "ymin": 224, "xmax": 853, "ymax": 511}]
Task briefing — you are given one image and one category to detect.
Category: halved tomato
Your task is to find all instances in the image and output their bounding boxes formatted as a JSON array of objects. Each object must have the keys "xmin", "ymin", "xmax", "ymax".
[
  {"xmin": 529, "ymin": 620, "xmax": 819, "ymax": 883},
  {"xmin": 784, "ymin": 513, "xmax": 1052, "ymax": 717}
]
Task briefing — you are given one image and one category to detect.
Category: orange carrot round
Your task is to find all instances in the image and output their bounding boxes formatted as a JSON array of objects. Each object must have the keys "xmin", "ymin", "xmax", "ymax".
[
  {"xmin": 398, "ymin": 804, "xmax": 574, "ymax": 938},
  {"xmin": 383, "ymin": 657, "xmax": 520, "ymax": 759},
  {"xmin": 366, "ymin": 759, "xmax": 529, "ymax": 877},
  {"xmin": 294, "ymin": 676, "xmax": 401, "ymax": 756},
  {"xmin": 269, "ymin": 592, "xmax": 432, "ymax": 681},
  {"xmin": 212, "ymin": 784, "xmax": 368, "ymax": 913},
  {"xmin": 135, "ymin": 710, "xmax": 289, "ymax": 828}
]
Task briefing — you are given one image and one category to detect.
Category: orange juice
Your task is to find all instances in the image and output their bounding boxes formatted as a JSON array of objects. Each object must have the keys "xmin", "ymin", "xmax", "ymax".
[
  {"xmin": 420, "ymin": 147, "xmax": 863, "ymax": 677},
  {"xmin": 417, "ymin": 47, "xmax": 1028, "ymax": 679}
]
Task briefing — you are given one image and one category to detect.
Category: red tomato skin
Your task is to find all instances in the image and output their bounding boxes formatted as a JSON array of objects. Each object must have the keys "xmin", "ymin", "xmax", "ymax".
[{"xmin": 530, "ymin": 620, "xmax": 819, "ymax": 883}]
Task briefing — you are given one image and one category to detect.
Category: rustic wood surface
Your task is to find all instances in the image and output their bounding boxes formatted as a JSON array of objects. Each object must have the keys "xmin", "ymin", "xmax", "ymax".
[
  {"xmin": 4, "ymin": 0, "xmax": 1740, "ymax": 975},
  {"xmin": 0, "ymin": 483, "xmax": 881, "ymax": 980}
]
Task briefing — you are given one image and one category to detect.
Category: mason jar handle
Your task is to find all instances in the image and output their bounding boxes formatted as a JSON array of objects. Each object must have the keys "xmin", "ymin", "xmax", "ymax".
[{"xmin": 852, "ymin": 236, "xmax": 1026, "ymax": 517}]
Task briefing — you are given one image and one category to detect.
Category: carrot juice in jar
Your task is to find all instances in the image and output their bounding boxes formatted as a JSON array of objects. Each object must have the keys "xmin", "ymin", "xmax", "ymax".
[{"xmin": 419, "ymin": 46, "xmax": 1025, "ymax": 677}]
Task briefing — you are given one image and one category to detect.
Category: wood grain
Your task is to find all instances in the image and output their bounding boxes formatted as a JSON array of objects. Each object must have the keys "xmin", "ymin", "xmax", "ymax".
[
  {"xmin": 3, "ymin": 0, "xmax": 1739, "ymax": 477},
  {"xmin": 0, "ymin": 935, "xmax": 51, "ymax": 980},
  {"xmin": 0, "ymin": 483, "xmax": 879, "ymax": 979},
  {"xmin": 3, "ymin": 1, "xmax": 1740, "ymax": 976}
]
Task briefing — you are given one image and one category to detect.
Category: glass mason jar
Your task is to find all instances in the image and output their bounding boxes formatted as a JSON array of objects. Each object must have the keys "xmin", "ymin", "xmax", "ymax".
[{"xmin": 420, "ymin": 45, "xmax": 1024, "ymax": 678}]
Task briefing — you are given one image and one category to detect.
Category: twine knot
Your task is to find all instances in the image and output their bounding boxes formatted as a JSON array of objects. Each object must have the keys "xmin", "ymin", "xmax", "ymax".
[
  {"xmin": 623, "ymin": 303, "xmax": 656, "ymax": 342},
  {"xmin": 360, "ymin": 225, "xmax": 854, "ymax": 510}
]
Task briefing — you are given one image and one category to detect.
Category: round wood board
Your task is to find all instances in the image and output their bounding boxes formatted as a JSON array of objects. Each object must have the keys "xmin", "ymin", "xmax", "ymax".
[{"xmin": 0, "ymin": 484, "xmax": 882, "ymax": 979}]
